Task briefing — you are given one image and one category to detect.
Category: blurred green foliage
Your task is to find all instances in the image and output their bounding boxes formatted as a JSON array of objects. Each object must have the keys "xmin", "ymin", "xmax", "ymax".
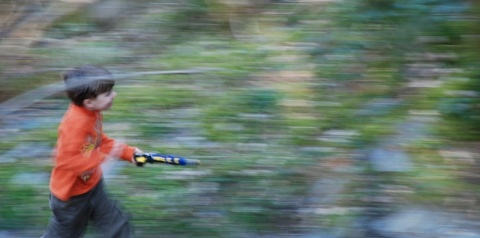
[{"xmin": 1, "ymin": 0, "xmax": 480, "ymax": 236}]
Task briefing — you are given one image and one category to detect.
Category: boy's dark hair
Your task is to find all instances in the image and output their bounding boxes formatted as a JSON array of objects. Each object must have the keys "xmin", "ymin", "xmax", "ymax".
[{"xmin": 62, "ymin": 65, "xmax": 115, "ymax": 106}]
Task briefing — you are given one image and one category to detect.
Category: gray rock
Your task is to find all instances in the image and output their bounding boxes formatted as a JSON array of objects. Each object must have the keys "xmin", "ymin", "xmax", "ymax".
[
  {"xmin": 10, "ymin": 172, "xmax": 49, "ymax": 185},
  {"xmin": 0, "ymin": 143, "xmax": 52, "ymax": 163},
  {"xmin": 370, "ymin": 208, "xmax": 480, "ymax": 238},
  {"xmin": 367, "ymin": 148, "xmax": 413, "ymax": 172},
  {"xmin": 356, "ymin": 98, "xmax": 402, "ymax": 117}
]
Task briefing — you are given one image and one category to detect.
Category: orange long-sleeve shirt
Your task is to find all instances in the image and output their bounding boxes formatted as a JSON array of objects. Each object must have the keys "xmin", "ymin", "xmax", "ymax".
[{"xmin": 50, "ymin": 104, "xmax": 136, "ymax": 201}]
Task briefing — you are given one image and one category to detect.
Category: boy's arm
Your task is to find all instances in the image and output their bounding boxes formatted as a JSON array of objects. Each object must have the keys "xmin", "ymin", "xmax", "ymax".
[{"xmin": 98, "ymin": 132, "xmax": 136, "ymax": 162}]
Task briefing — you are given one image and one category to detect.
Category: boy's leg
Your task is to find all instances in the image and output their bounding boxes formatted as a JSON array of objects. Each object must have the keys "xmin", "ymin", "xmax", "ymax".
[
  {"xmin": 90, "ymin": 180, "xmax": 133, "ymax": 238},
  {"xmin": 42, "ymin": 194, "xmax": 91, "ymax": 238}
]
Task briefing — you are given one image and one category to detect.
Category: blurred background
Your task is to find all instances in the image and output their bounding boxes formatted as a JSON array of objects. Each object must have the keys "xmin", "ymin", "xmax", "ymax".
[{"xmin": 1, "ymin": 0, "xmax": 480, "ymax": 237}]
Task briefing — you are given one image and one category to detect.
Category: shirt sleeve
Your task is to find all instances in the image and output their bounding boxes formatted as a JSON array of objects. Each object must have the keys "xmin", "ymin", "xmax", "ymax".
[{"xmin": 98, "ymin": 132, "xmax": 136, "ymax": 162}]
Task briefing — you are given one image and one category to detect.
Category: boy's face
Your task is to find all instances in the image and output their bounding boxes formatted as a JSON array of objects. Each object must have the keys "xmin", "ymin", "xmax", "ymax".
[{"xmin": 84, "ymin": 90, "xmax": 117, "ymax": 111}]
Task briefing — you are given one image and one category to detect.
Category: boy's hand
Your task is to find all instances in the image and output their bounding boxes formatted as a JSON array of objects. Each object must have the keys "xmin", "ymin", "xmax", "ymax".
[{"xmin": 132, "ymin": 148, "xmax": 144, "ymax": 163}]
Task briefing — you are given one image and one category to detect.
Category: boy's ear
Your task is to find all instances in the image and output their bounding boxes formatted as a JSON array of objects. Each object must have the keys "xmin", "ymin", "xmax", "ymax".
[{"xmin": 83, "ymin": 99, "xmax": 94, "ymax": 109}]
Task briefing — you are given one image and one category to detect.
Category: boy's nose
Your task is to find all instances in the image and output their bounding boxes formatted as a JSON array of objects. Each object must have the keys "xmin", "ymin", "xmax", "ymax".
[{"xmin": 112, "ymin": 91, "xmax": 117, "ymax": 98}]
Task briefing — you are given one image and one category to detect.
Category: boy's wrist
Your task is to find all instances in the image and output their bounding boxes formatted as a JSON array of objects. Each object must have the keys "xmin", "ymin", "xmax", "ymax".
[{"xmin": 132, "ymin": 148, "xmax": 143, "ymax": 163}]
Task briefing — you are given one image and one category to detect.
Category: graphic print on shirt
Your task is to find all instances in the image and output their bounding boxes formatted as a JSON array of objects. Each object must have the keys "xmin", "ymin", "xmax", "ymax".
[
  {"xmin": 80, "ymin": 117, "xmax": 102, "ymax": 158},
  {"xmin": 79, "ymin": 116, "xmax": 103, "ymax": 183},
  {"xmin": 80, "ymin": 168, "xmax": 96, "ymax": 182},
  {"xmin": 93, "ymin": 114, "xmax": 102, "ymax": 147},
  {"xmin": 80, "ymin": 134, "xmax": 95, "ymax": 157}
]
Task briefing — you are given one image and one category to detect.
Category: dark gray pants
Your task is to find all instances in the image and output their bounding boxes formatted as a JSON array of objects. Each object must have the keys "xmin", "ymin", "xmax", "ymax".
[{"xmin": 42, "ymin": 180, "xmax": 133, "ymax": 238}]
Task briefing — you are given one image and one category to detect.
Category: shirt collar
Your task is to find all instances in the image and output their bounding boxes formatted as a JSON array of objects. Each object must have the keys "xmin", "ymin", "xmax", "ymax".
[{"xmin": 69, "ymin": 103, "xmax": 98, "ymax": 117}]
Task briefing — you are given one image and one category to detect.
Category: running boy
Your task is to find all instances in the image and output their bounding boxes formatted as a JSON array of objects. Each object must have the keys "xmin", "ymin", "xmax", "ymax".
[{"xmin": 43, "ymin": 65, "xmax": 141, "ymax": 238}]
